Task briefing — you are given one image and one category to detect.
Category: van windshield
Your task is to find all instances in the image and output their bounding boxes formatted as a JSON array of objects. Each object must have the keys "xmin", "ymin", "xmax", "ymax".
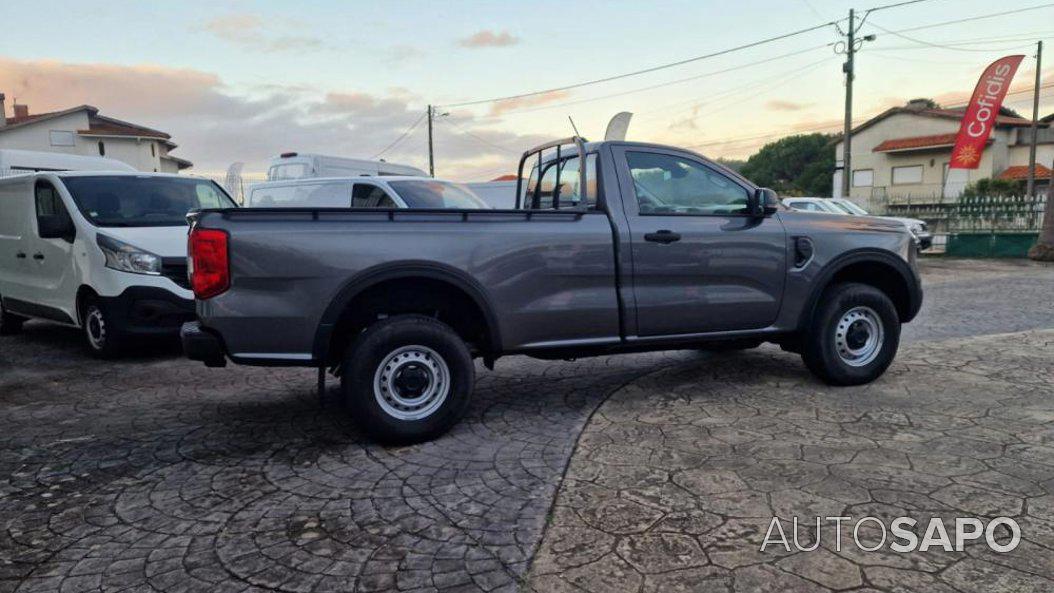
[
  {"xmin": 62, "ymin": 176, "xmax": 237, "ymax": 227},
  {"xmin": 387, "ymin": 180, "xmax": 489, "ymax": 209}
]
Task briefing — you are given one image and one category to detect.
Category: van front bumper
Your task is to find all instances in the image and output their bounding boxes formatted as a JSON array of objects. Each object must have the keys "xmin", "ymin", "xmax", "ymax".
[
  {"xmin": 181, "ymin": 321, "xmax": 227, "ymax": 367},
  {"xmin": 98, "ymin": 287, "xmax": 195, "ymax": 336}
]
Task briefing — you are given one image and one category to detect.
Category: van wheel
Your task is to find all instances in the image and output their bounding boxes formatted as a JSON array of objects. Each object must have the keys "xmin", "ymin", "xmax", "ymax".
[
  {"xmin": 82, "ymin": 298, "xmax": 124, "ymax": 358},
  {"xmin": 801, "ymin": 282, "xmax": 900, "ymax": 386},
  {"xmin": 0, "ymin": 298, "xmax": 25, "ymax": 335},
  {"xmin": 342, "ymin": 314, "xmax": 474, "ymax": 444}
]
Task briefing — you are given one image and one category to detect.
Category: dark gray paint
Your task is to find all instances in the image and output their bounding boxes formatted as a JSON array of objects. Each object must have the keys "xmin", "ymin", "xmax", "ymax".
[{"xmin": 192, "ymin": 141, "xmax": 919, "ymax": 364}]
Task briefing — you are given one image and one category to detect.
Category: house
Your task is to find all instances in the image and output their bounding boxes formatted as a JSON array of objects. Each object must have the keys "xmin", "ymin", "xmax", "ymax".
[
  {"xmin": 0, "ymin": 93, "xmax": 192, "ymax": 173},
  {"xmin": 833, "ymin": 99, "xmax": 1052, "ymax": 204}
]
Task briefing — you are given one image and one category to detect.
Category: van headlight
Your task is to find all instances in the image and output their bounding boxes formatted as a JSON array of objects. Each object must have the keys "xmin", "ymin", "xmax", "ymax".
[{"xmin": 96, "ymin": 234, "xmax": 162, "ymax": 275}]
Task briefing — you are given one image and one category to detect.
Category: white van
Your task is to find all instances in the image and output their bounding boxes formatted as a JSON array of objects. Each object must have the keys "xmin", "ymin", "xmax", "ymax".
[
  {"xmin": 246, "ymin": 176, "xmax": 490, "ymax": 209},
  {"xmin": 0, "ymin": 172, "xmax": 237, "ymax": 356},
  {"xmin": 267, "ymin": 153, "xmax": 426, "ymax": 181},
  {"xmin": 0, "ymin": 149, "xmax": 136, "ymax": 176}
]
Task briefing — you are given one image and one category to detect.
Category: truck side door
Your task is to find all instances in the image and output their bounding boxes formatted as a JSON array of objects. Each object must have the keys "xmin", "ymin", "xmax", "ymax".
[{"xmin": 611, "ymin": 146, "xmax": 786, "ymax": 337}]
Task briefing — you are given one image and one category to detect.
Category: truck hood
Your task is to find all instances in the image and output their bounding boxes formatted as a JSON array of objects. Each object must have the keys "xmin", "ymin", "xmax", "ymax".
[
  {"xmin": 781, "ymin": 210, "xmax": 906, "ymax": 233},
  {"xmin": 886, "ymin": 216, "xmax": 926, "ymax": 229},
  {"xmin": 93, "ymin": 225, "xmax": 189, "ymax": 258}
]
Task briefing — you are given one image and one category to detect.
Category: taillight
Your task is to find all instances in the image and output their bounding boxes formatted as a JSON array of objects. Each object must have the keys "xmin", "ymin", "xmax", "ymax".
[{"xmin": 188, "ymin": 228, "xmax": 229, "ymax": 299}]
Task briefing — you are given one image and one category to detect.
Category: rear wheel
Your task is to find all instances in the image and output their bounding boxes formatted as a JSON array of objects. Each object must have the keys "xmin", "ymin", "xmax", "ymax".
[
  {"xmin": 82, "ymin": 297, "xmax": 125, "ymax": 358},
  {"xmin": 801, "ymin": 282, "xmax": 900, "ymax": 385},
  {"xmin": 342, "ymin": 314, "xmax": 474, "ymax": 444},
  {"xmin": 0, "ymin": 297, "xmax": 25, "ymax": 335}
]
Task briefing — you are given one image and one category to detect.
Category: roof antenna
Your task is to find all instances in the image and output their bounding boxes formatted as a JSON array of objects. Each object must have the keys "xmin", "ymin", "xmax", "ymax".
[{"xmin": 568, "ymin": 116, "xmax": 582, "ymax": 138}]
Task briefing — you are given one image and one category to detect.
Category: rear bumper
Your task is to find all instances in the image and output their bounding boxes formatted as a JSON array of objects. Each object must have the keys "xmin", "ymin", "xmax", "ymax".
[
  {"xmin": 181, "ymin": 321, "xmax": 227, "ymax": 367},
  {"xmin": 98, "ymin": 287, "xmax": 194, "ymax": 336}
]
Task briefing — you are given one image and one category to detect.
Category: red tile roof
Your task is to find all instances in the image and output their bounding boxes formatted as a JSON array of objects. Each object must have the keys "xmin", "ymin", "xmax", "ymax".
[
  {"xmin": 490, "ymin": 174, "xmax": 519, "ymax": 181},
  {"xmin": 78, "ymin": 121, "xmax": 169, "ymax": 139},
  {"xmin": 873, "ymin": 133, "xmax": 959, "ymax": 153},
  {"xmin": 997, "ymin": 164, "xmax": 1053, "ymax": 181}
]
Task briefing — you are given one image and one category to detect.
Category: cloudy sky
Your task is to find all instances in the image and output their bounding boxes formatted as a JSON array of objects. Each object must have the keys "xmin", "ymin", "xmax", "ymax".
[{"xmin": 0, "ymin": 0, "xmax": 1050, "ymax": 179}]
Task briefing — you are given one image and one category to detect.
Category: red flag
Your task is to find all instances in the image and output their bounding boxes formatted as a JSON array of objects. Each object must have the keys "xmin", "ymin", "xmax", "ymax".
[{"xmin": 950, "ymin": 55, "xmax": 1024, "ymax": 169}]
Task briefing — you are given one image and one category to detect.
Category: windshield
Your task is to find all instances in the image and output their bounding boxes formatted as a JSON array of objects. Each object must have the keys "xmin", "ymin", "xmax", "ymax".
[
  {"xmin": 833, "ymin": 199, "xmax": 869, "ymax": 216},
  {"xmin": 388, "ymin": 180, "xmax": 490, "ymax": 209},
  {"xmin": 63, "ymin": 176, "xmax": 237, "ymax": 227}
]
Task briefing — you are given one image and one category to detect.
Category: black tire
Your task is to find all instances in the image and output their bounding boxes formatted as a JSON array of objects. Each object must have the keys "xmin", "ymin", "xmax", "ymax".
[
  {"xmin": 801, "ymin": 282, "xmax": 900, "ymax": 386},
  {"xmin": 341, "ymin": 314, "xmax": 474, "ymax": 444},
  {"xmin": 82, "ymin": 297, "xmax": 125, "ymax": 358},
  {"xmin": 0, "ymin": 297, "xmax": 25, "ymax": 336}
]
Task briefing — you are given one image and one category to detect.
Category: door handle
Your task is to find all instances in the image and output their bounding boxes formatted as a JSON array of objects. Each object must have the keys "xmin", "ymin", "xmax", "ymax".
[
  {"xmin": 644, "ymin": 230, "xmax": 681, "ymax": 244},
  {"xmin": 32, "ymin": 253, "xmax": 45, "ymax": 261},
  {"xmin": 15, "ymin": 252, "xmax": 26, "ymax": 259}
]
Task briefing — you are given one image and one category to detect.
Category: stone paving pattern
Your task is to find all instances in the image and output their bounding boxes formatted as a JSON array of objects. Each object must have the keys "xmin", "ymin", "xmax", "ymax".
[
  {"xmin": 1, "ymin": 259, "xmax": 1053, "ymax": 592},
  {"xmin": 528, "ymin": 330, "xmax": 1054, "ymax": 593}
]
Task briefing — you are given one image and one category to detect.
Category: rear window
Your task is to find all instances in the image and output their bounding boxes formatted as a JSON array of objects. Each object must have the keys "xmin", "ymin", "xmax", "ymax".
[
  {"xmin": 62, "ymin": 176, "xmax": 237, "ymax": 227},
  {"xmin": 387, "ymin": 180, "xmax": 489, "ymax": 209},
  {"xmin": 268, "ymin": 163, "xmax": 309, "ymax": 181},
  {"xmin": 248, "ymin": 182, "xmax": 352, "ymax": 207}
]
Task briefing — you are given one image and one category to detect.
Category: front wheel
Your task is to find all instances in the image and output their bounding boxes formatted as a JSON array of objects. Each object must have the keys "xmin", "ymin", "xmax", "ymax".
[
  {"xmin": 801, "ymin": 282, "xmax": 900, "ymax": 385},
  {"xmin": 82, "ymin": 298, "xmax": 125, "ymax": 358},
  {"xmin": 342, "ymin": 314, "xmax": 474, "ymax": 444}
]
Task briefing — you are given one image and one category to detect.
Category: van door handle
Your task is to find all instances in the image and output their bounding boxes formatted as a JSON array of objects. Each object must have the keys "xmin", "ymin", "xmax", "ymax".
[
  {"xmin": 644, "ymin": 230, "xmax": 681, "ymax": 244},
  {"xmin": 32, "ymin": 253, "xmax": 44, "ymax": 260},
  {"xmin": 15, "ymin": 252, "xmax": 26, "ymax": 259}
]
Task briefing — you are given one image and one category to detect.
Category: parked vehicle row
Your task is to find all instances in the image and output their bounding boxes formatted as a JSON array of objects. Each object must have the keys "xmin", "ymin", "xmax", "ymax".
[
  {"xmin": 782, "ymin": 196, "xmax": 933, "ymax": 250},
  {"xmin": 182, "ymin": 138, "xmax": 923, "ymax": 443}
]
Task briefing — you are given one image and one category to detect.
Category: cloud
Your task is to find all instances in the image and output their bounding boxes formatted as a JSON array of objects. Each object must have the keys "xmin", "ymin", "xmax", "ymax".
[
  {"xmin": 458, "ymin": 30, "xmax": 519, "ymax": 48},
  {"xmin": 0, "ymin": 57, "xmax": 547, "ymax": 180},
  {"xmin": 201, "ymin": 14, "xmax": 323, "ymax": 53},
  {"xmin": 765, "ymin": 99, "xmax": 812, "ymax": 112},
  {"xmin": 489, "ymin": 90, "xmax": 570, "ymax": 116}
]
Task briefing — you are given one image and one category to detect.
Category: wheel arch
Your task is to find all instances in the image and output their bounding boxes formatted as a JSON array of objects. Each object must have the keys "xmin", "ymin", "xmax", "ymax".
[
  {"xmin": 75, "ymin": 285, "xmax": 100, "ymax": 327},
  {"xmin": 312, "ymin": 262, "xmax": 502, "ymax": 365},
  {"xmin": 801, "ymin": 249, "xmax": 921, "ymax": 330}
]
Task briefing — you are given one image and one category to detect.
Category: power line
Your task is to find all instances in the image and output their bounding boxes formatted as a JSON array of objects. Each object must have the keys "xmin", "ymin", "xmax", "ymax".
[
  {"xmin": 440, "ymin": 118, "xmax": 520, "ymax": 155},
  {"xmin": 868, "ymin": 21, "xmax": 1038, "ymax": 52},
  {"xmin": 372, "ymin": 112, "xmax": 426, "ymax": 159},
  {"xmin": 489, "ymin": 44, "xmax": 834, "ymax": 118},
  {"xmin": 438, "ymin": 20, "xmax": 841, "ymax": 109},
  {"xmin": 875, "ymin": 3, "xmax": 1054, "ymax": 35}
]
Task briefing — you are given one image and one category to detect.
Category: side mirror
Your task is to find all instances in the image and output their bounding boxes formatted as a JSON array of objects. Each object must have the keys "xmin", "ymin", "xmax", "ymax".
[
  {"xmin": 38, "ymin": 215, "xmax": 76, "ymax": 243},
  {"xmin": 750, "ymin": 188, "xmax": 780, "ymax": 217}
]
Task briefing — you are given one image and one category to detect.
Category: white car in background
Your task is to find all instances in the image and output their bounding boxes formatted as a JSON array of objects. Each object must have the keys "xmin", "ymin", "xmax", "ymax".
[
  {"xmin": 782, "ymin": 197, "xmax": 932, "ymax": 250},
  {"xmin": 246, "ymin": 176, "xmax": 490, "ymax": 209}
]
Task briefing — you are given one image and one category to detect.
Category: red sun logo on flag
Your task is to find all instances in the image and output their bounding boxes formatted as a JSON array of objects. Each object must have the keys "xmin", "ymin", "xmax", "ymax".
[{"xmin": 954, "ymin": 145, "xmax": 981, "ymax": 167}]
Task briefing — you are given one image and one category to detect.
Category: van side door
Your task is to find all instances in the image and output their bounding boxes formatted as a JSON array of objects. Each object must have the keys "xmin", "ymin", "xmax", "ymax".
[
  {"xmin": 23, "ymin": 179, "xmax": 78, "ymax": 323},
  {"xmin": 0, "ymin": 178, "xmax": 33, "ymax": 308},
  {"xmin": 611, "ymin": 146, "xmax": 786, "ymax": 337}
]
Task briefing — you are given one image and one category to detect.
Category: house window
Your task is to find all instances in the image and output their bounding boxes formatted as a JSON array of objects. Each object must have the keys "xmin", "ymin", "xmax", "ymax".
[
  {"xmin": 852, "ymin": 169, "xmax": 874, "ymax": 187},
  {"xmin": 97, "ymin": 141, "xmax": 105, "ymax": 156},
  {"xmin": 49, "ymin": 130, "xmax": 75, "ymax": 146},
  {"xmin": 892, "ymin": 165, "xmax": 923, "ymax": 185}
]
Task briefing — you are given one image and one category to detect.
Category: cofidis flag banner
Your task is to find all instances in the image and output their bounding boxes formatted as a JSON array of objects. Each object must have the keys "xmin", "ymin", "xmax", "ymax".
[{"xmin": 950, "ymin": 55, "xmax": 1024, "ymax": 169}]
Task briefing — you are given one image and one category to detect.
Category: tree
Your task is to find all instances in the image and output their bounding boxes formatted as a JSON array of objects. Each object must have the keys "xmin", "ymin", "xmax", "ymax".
[
  {"xmin": 1028, "ymin": 160, "xmax": 1054, "ymax": 262},
  {"xmin": 715, "ymin": 158, "xmax": 746, "ymax": 172},
  {"xmin": 740, "ymin": 133, "xmax": 835, "ymax": 196}
]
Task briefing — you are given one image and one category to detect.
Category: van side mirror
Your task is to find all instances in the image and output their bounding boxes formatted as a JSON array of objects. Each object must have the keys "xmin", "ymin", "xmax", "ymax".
[
  {"xmin": 38, "ymin": 215, "xmax": 76, "ymax": 243},
  {"xmin": 750, "ymin": 188, "xmax": 780, "ymax": 217}
]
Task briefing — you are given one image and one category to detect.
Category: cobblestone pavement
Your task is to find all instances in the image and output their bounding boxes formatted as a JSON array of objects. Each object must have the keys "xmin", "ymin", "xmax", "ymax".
[
  {"xmin": 527, "ymin": 332, "xmax": 1054, "ymax": 593},
  {"xmin": 1, "ymin": 259, "xmax": 1052, "ymax": 592}
]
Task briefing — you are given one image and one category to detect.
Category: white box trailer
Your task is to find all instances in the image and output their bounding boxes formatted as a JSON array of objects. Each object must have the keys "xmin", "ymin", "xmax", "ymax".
[
  {"xmin": 267, "ymin": 152, "xmax": 426, "ymax": 181},
  {"xmin": 0, "ymin": 149, "xmax": 135, "ymax": 176}
]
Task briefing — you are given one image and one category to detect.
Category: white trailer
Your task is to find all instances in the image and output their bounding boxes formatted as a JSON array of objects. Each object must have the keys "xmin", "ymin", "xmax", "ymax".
[{"xmin": 267, "ymin": 153, "xmax": 426, "ymax": 181}]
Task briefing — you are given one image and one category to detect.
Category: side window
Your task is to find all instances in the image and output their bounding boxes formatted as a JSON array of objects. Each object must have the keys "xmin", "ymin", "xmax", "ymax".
[
  {"xmin": 195, "ymin": 184, "xmax": 224, "ymax": 209},
  {"xmin": 294, "ymin": 182, "xmax": 353, "ymax": 207},
  {"xmin": 34, "ymin": 182, "xmax": 73, "ymax": 238},
  {"xmin": 352, "ymin": 184, "xmax": 397, "ymax": 208},
  {"xmin": 626, "ymin": 152, "xmax": 749, "ymax": 215}
]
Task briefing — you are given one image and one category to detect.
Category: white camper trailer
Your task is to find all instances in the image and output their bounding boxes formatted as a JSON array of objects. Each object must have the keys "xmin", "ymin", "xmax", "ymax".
[{"xmin": 266, "ymin": 153, "xmax": 426, "ymax": 181}]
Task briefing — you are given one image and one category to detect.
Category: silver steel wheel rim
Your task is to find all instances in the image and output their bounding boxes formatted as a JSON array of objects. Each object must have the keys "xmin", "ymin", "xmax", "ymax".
[
  {"xmin": 373, "ymin": 345, "xmax": 450, "ymax": 421},
  {"xmin": 834, "ymin": 306, "xmax": 884, "ymax": 367},
  {"xmin": 86, "ymin": 307, "xmax": 106, "ymax": 350}
]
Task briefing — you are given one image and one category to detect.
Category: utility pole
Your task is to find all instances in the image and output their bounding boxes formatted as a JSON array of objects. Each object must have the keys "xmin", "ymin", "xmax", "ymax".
[
  {"xmin": 1027, "ymin": 40, "xmax": 1043, "ymax": 198},
  {"xmin": 427, "ymin": 104, "xmax": 435, "ymax": 178},
  {"xmin": 840, "ymin": 8, "xmax": 856, "ymax": 199}
]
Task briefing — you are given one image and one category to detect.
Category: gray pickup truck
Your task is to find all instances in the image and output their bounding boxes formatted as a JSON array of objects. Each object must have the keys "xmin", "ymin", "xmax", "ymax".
[{"xmin": 182, "ymin": 138, "xmax": 922, "ymax": 443}]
